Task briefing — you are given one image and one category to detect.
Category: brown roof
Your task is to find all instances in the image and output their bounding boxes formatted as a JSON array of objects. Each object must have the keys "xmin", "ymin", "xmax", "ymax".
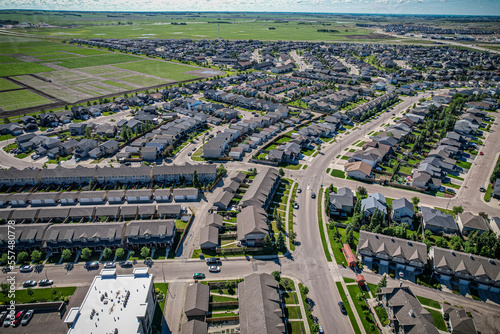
[{"xmin": 344, "ymin": 161, "xmax": 372, "ymax": 176}]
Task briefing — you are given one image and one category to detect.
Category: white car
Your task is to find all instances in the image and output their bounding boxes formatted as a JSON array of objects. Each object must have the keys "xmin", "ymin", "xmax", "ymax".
[
  {"xmin": 208, "ymin": 266, "xmax": 221, "ymax": 272},
  {"xmin": 104, "ymin": 262, "xmax": 116, "ymax": 268}
]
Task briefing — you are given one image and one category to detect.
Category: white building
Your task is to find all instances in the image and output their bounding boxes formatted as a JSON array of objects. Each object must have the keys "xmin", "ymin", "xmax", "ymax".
[{"xmin": 64, "ymin": 268, "xmax": 156, "ymax": 334}]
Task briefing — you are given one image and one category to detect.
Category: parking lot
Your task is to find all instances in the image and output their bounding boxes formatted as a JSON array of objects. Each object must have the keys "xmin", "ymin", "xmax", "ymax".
[{"xmin": 2, "ymin": 310, "xmax": 67, "ymax": 333}]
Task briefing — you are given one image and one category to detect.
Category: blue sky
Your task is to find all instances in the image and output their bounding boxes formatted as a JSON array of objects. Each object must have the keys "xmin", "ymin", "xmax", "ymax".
[{"xmin": 1, "ymin": 0, "xmax": 499, "ymax": 16}]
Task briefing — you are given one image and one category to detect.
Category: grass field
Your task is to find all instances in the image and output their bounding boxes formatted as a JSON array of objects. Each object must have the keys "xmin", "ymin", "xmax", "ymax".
[
  {"xmin": 424, "ymin": 307, "xmax": 447, "ymax": 331},
  {"xmin": 416, "ymin": 296, "xmax": 441, "ymax": 309},
  {"xmin": 118, "ymin": 75, "xmax": 168, "ymax": 86},
  {"xmin": 101, "ymin": 80, "xmax": 135, "ymax": 90},
  {"xmin": 55, "ymin": 53, "xmax": 143, "ymax": 69},
  {"xmin": 0, "ymin": 89, "xmax": 53, "ymax": 110},
  {"xmin": 0, "ymin": 78, "xmax": 21, "ymax": 91},
  {"xmin": 0, "ymin": 286, "xmax": 76, "ymax": 304},
  {"xmin": 0, "ymin": 62, "xmax": 54, "ymax": 77},
  {"xmin": 112, "ymin": 60, "xmax": 201, "ymax": 81},
  {"xmin": 0, "ymin": 55, "xmax": 22, "ymax": 63},
  {"xmin": 336, "ymin": 282, "xmax": 362, "ymax": 334}
]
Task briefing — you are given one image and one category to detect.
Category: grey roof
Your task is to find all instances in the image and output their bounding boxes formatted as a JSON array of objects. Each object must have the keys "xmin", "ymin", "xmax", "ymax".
[
  {"xmin": 173, "ymin": 188, "xmax": 199, "ymax": 197},
  {"xmin": 154, "ymin": 189, "xmax": 171, "ymax": 199},
  {"xmin": 156, "ymin": 204, "xmax": 181, "ymax": 215},
  {"xmin": 58, "ymin": 192, "xmax": 79, "ymax": 200},
  {"xmin": 120, "ymin": 205, "xmax": 138, "ymax": 216},
  {"xmin": 392, "ymin": 198, "xmax": 414, "ymax": 213},
  {"xmin": 126, "ymin": 189, "xmax": 153, "ymax": 198},
  {"xmin": 443, "ymin": 306, "xmax": 477, "ymax": 334},
  {"xmin": 361, "ymin": 193, "xmax": 387, "ymax": 214},
  {"xmin": 199, "ymin": 226, "xmax": 219, "ymax": 247},
  {"xmin": 0, "ymin": 223, "xmax": 49, "ymax": 242},
  {"xmin": 421, "ymin": 207, "xmax": 457, "ymax": 231},
  {"xmin": 78, "ymin": 191, "xmax": 107, "ymax": 201},
  {"xmin": 95, "ymin": 206, "xmax": 120, "ymax": 217},
  {"xmin": 431, "ymin": 247, "xmax": 500, "ymax": 283},
  {"xmin": 206, "ymin": 213, "xmax": 223, "ymax": 228},
  {"xmin": 458, "ymin": 212, "xmax": 490, "ymax": 232},
  {"xmin": 28, "ymin": 192, "xmax": 60, "ymax": 202},
  {"xmin": 231, "ymin": 171, "xmax": 246, "ymax": 183},
  {"xmin": 238, "ymin": 273, "xmax": 285, "ymax": 334},
  {"xmin": 237, "ymin": 206, "xmax": 268, "ymax": 239},
  {"xmin": 240, "ymin": 168, "xmax": 279, "ymax": 208},
  {"xmin": 358, "ymin": 231, "xmax": 427, "ymax": 264},
  {"xmin": 490, "ymin": 217, "xmax": 500, "ymax": 236},
  {"xmin": 11, "ymin": 208, "xmax": 39, "ymax": 220},
  {"xmin": 126, "ymin": 220, "xmax": 175, "ymax": 237},
  {"xmin": 69, "ymin": 206, "xmax": 95, "ymax": 218},
  {"xmin": 329, "ymin": 187, "xmax": 354, "ymax": 210},
  {"xmin": 181, "ymin": 320, "xmax": 208, "ymax": 334},
  {"xmin": 378, "ymin": 286, "xmax": 439, "ymax": 334},
  {"xmin": 44, "ymin": 222, "xmax": 125, "ymax": 241},
  {"xmin": 137, "ymin": 204, "xmax": 156, "ymax": 215},
  {"xmin": 223, "ymin": 180, "xmax": 240, "ymax": 193},
  {"xmin": 184, "ymin": 283, "xmax": 210, "ymax": 315},
  {"xmin": 37, "ymin": 207, "xmax": 71, "ymax": 219}
]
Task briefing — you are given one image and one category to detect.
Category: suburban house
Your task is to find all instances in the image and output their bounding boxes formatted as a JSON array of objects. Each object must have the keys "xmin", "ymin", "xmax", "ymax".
[
  {"xmin": 391, "ymin": 198, "xmax": 415, "ymax": 228},
  {"xmin": 360, "ymin": 193, "xmax": 387, "ymax": 218},
  {"xmin": 421, "ymin": 207, "xmax": 458, "ymax": 235},
  {"xmin": 184, "ymin": 283, "xmax": 210, "ymax": 317},
  {"xmin": 442, "ymin": 305, "xmax": 478, "ymax": 334},
  {"xmin": 213, "ymin": 191, "xmax": 234, "ymax": 211},
  {"xmin": 377, "ymin": 286, "xmax": 439, "ymax": 334},
  {"xmin": 239, "ymin": 168, "xmax": 280, "ymax": 209},
  {"xmin": 199, "ymin": 226, "xmax": 219, "ymax": 250},
  {"xmin": 237, "ymin": 206, "xmax": 268, "ymax": 246},
  {"xmin": 238, "ymin": 273, "xmax": 286, "ymax": 334},
  {"xmin": 357, "ymin": 231, "xmax": 427, "ymax": 280},
  {"xmin": 344, "ymin": 161, "xmax": 373, "ymax": 180},
  {"xmin": 429, "ymin": 247, "xmax": 500, "ymax": 293},
  {"xmin": 0, "ymin": 223, "xmax": 49, "ymax": 252},
  {"xmin": 173, "ymin": 188, "xmax": 199, "ymax": 201},
  {"xmin": 328, "ymin": 187, "xmax": 354, "ymax": 216},
  {"xmin": 456, "ymin": 212, "xmax": 490, "ymax": 236},
  {"xmin": 181, "ymin": 320, "xmax": 208, "ymax": 334},
  {"xmin": 125, "ymin": 220, "xmax": 176, "ymax": 249}
]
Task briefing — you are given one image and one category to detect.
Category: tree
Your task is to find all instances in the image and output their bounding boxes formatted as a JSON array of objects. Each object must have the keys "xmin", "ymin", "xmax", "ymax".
[
  {"xmin": 102, "ymin": 248, "xmax": 112, "ymax": 260},
  {"xmin": 263, "ymin": 235, "xmax": 273, "ymax": 253},
  {"xmin": 411, "ymin": 196, "xmax": 420, "ymax": 208},
  {"xmin": 1, "ymin": 283, "xmax": 9, "ymax": 295},
  {"xmin": 129, "ymin": 251, "xmax": 135, "ymax": 258},
  {"xmin": 272, "ymin": 270, "xmax": 281, "ymax": 282},
  {"xmin": 392, "ymin": 223, "xmax": 409, "ymax": 239},
  {"xmin": 276, "ymin": 232, "xmax": 286, "ymax": 251},
  {"xmin": 140, "ymin": 247, "xmax": 150, "ymax": 258},
  {"xmin": 193, "ymin": 170, "xmax": 201, "ymax": 189},
  {"xmin": 216, "ymin": 163, "xmax": 227, "ymax": 178},
  {"xmin": 357, "ymin": 186, "xmax": 367, "ymax": 197},
  {"xmin": 376, "ymin": 274, "xmax": 388, "ymax": 293},
  {"xmin": 289, "ymin": 231, "xmax": 297, "ymax": 244},
  {"xmin": 84, "ymin": 126, "xmax": 92, "ymax": 139},
  {"xmin": 353, "ymin": 200, "xmax": 362, "ymax": 214},
  {"xmin": 279, "ymin": 168, "xmax": 285, "ymax": 176},
  {"xmin": 17, "ymin": 251, "xmax": 29, "ymax": 264},
  {"xmin": 436, "ymin": 237, "xmax": 448, "ymax": 248},
  {"xmin": 81, "ymin": 248, "xmax": 92, "ymax": 260},
  {"xmin": 300, "ymin": 285, "xmax": 309, "ymax": 295},
  {"xmin": 26, "ymin": 287, "xmax": 34, "ymax": 298},
  {"xmin": 31, "ymin": 250, "xmax": 42, "ymax": 263},
  {"xmin": 115, "ymin": 248, "xmax": 125, "ymax": 259},
  {"xmin": 276, "ymin": 214, "xmax": 283, "ymax": 231},
  {"xmin": 241, "ymin": 246, "xmax": 247, "ymax": 254},
  {"xmin": 0, "ymin": 253, "xmax": 7, "ymax": 265},
  {"xmin": 452, "ymin": 206, "xmax": 464, "ymax": 215},
  {"xmin": 351, "ymin": 212, "xmax": 363, "ymax": 228},
  {"xmin": 62, "ymin": 249, "xmax": 72, "ymax": 261},
  {"xmin": 346, "ymin": 227, "xmax": 355, "ymax": 248}
]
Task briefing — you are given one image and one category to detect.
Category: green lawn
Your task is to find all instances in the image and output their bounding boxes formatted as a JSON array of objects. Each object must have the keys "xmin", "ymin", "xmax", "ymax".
[
  {"xmin": 211, "ymin": 294, "xmax": 238, "ymax": 302},
  {"xmin": 56, "ymin": 53, "xmax": 143, "ymax": 69},
  {"xmin": 0, "ymin": 90, "xmax": 53, "ymax": 111},
  {"xmin": 330, "ymin": 169, "xmax": 346, "ymax": 178},
  {"xmin": 113, "ymin": 60, "xmax": 201, "ymax": 81},
  {"xmin": 0, "ymin": 78, "xmax": 21, "ymax": 91},
  {"xmin": 276, "ymin": 137, "xmax": 291, "ymax": 144},
  {"xmin": 457, "ymin": 161, "xmax": 472, "ymax": 170},
  {"xmin": 336, "ymin": 282, "xmax": 362, "ymax": 334},
  {"xmin": 374, "ymin": 306, "xmax": 389, "ymax": 326},
  {"xmin": 67, "ymin": 49, "xmax": 111, "ymax": 56},
  {"xmin": 101, "ymin": 80, "xmax": 135, "ymax": 90},
  {"xmin": 283, "ymin": 291, "xmax": 299, "ymax": 304},
  {"xmin": 347, "ymin": 285, "xmax": 378, "ymax": 334},
  {"xmin": 118, "ymin": 75, "xmax": 168, "ymax": 87},
  {"xmin": 0, "ymin": 286, "xmax": 76, "ymax": 304},
  {"xmin": 0, "ymin": 55, "xmax": 22, "ymax": 63},
  {"xmin": 446, "ymin": 173, "xmax": 464, "ymax": 181},
  {"xmin": 286, "ymin": 306, "xmax": 302, "ymax": 319},
  {"xmin": 0, "ymin": 62, "xmax": 54, "ymax": 77},
  {"xmin": 344, "ymin": 277, "xmax": 355, "ymax": 283},
  {"xmin": 288, "ymin": 321, "xmax": 306, "ymax": 334},
  {"xmin": 154, "ymin": 283, "xmax": 169, "ymax": 312},
  {"xmin": 399, "ymin": 166, "xmax": 413, "ymax": 175},
  {"xmin": 416, "ymin": 296, "xmax": 440, "ymax": 309},
  {"xmin": 424, "ymin": 307, "xmax": 447, "ymax": 331},
  {"xmin": 318, "ymin": 190, "xmax": 332, "ymax": 262},
  {"xmin": 485, "ymin": 184, "xmax": 493, "ymax": 202}
]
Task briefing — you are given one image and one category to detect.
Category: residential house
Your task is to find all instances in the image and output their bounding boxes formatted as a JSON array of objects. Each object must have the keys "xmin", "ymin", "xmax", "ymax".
[
  {"xmin": 125, "ymin": 220, "xmax": 176, "ymax": 248},
  {"xmin": 237, "ymin": 206, "xmax": 268, "ymax": 247},
  {"xmin": 421, "ymin": 207, "xmax": 458, "ymax": 235},
  {"xmin": 442, "ymin": 305, "xmax": 478, "ymax": 334},
  {"xmin": 344, "ymin": 161, "xmax": 372, "ymax": 180},
  {"xmin": 329, "ymin": 187, "xmax": 354, "ymax": 216},
  {"xmin": 360, "ymin": 193, "xmax": 387, "ymax": 217},
  {"xmin": 240, "ymin": 168, "xmax": 280, "ymax": 209},
  {"xmin": 391, "ymin": 198, "xmax": 415, "ymax": 228},
  {"xmin": 0, "ymin": 223, "xmax": 49, "ymax": 252},
  {"xmin": 173, "ymin": 188, "xmax": 199, "ymax": 201},
  {"xmin": 456, "ymin": 212, "xmax": 490, "ymax": 236},
  {"xmin": 200, "ymin": 226, "xmax": 219, "ymax": 250},
  {"xmin": 184, "ymin": 283, "xmax": 210, "ymax": 317}
]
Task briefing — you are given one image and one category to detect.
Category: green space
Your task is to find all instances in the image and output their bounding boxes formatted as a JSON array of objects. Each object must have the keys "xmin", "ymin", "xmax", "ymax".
[
  {"xmin": 457, "ymin": 161, "xmax": 472, "ymax": 170},
  {"xmin": 424, "ymin": 307, "xmax": 447, "ymax": 331},
  {"xmin": 416, "ymin": 296, "xmax": 440, "ymax": 309},
  {"xmin": 0, "ymin": 90, "xmax": 52, "ymax": 111},
  {"xmin": 276, "ymin": 136, "xmax": 291, "ymax": 144},
  {"xmin": 399, "ymin": 166, "xmax": 413, "ymax": 175},
  {"xmin": 374, "ymin": 306, "xmax": 389, "ymax": 326},
  {"xmin": 119, "ymin": 75, "xmax": 168, "ymax": 87},
  {"xmin": 67, "ymin": 49, "xmax": 111, "ymax": 56},
  {"xmin": 0, "ymin": 286, "xmax": 76, "ymax": 304},
  {"xmin": 346, "ymin": 285, "xmax": 378, "ymax": 334},
  {"xmin": 113, "ymin": 60, "xmax": 201, "ymax": 81},
  {"xmin": 336, "ymin": 282, "xmax": 362, "ymax": 334},
  {"xmin": 56, "ymin": 53, "xmax": 143, "ymax": 69},
  {"xmin": 286, "ymin": 306, "xmax": 302, "ymax": 319},
  {"xmin": 101, "ymin": 80, "xmax": 134, "ymax": 90},
  {"xmin": 154, "ymin": 283, "xmax": 169, "ymax": 312},
  {"xmin": 344, "ymin": 277, "xmax": 355, "ymax": 283},
  {"xmin": 330, "ymin": 169, "xmax": 346, "ymax": 178},
  {"xmin": 0, "ymin": 55, "xmax": 22, "ymax": 63},
  {"xmin": 318, "ymin": 190, "xmax": 332, "ymax": 262},
  {"xmin": 0, "ymin": 78, "xmax": 21, "ymax": 91},
  {"xmin": 287, "ymin": 321, "xmax": 306, "ymax": 334},
  {"xmin": 0, "ymin": 62, "xmax": 54, "ymax": 77},
  {"xmin": 289, "ymin": 182, "xmax": 298, "ymax": 251},
  {"xmin": 485, "ymin": 184, "xmax": 493, "ymax": 202}
]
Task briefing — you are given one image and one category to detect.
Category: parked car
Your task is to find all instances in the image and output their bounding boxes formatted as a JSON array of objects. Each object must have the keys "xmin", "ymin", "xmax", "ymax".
[
  {"xmin": 192, "ymin": 147, "xmax": 196, "ymax": 151},
  {"xmin": 104, "ymin": 262, "xmax": 116, "ymax": 268},
  {"xmin": 480, "ymin": 186, "xmax": 486, "ymax": 192},
  {"xmin": 311, "ymin": 192, "xmax": 316, "ymax": 199},
  {"xmin": 208, "ymin": 266, "xmax": 221, "ymax": 272},
  {"xmin": 85, "ymin": 262, "xmax": 99, "ymax": 269},
  {"xmin": 206, "ymin": 258, "xmax": 220, "ymax": 264},
  {"xmin": 297, "ymin": 188, "xmax": 302, "ymax": 193},
  {"xmin": 193, "ymin": 273, "xmax": 205, "ymax": 279},
  {"xmin": 120, "ymin": 261, "xmax": 133, "ymax": 268},
  {"xmin": 13, "ymin": 310, "xmax": 25, "ymax": 326},
  {"xmin": 480, "ymin": 151, "xmax": 484, "ymax": 156},
  {"xmin": 338, "ymin": 301, "xmax": 347, "ymax": 314},
  {"xmin": 22, "ymin": 280, "xmax": 37, "ymax": 287},
  {"xmin": 318, "ymin": 326, "xmax": 324, "ymax": 334},
  {"xmin": 38, "ymin": 279, "xmax": 53, "ymax": 286},
  {"xmin": 188, "ymin": 152, "xmax": 192, "ymax": 156},
  {"xmin": 21, "ymin": 310, "xmax": 34, "ymax": 326},
  {"xmin": 3, "ymin": 314, "xmax": 13, "ymax": 327},
  {"xmin": 293, "ymin": 203, "xmax": 299, "ymax": 209},
  {"xmin": 19, "ymin": 265, "xmax": 33, "ymax": 273},
  {"xmin": 0, "ymin": 311, "xmax": 7, "ymax": 323}
]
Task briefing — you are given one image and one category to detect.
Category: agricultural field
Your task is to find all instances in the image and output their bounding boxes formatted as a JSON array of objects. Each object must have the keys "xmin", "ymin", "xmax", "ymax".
[
  {"xmin": 112, "ymin": 60, "xmax": 204, "ymax": 81},
  {"xmin": 0, "ymin": 89, "xmax": 53, "ymax": 111},
  {"xmin": 0, "ymin": 78, "xmax": 21, "ymax": 91}
]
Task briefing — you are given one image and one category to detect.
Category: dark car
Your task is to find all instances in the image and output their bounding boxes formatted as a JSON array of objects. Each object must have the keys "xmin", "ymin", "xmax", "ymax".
[
  {"xmin": 206, "ymin": 257, "xmax": 220, "ymax": 264},
  {"xmin": 338, "ymin": 301, "xmax": 347, "ymax": 314},
  {"xmin": 0, "ymin": 311, "xmax": 7, "ymax": 323},
  {"xmin": 311, "ymin": 192, "xmax": 316, "ymax": 199},
  {"xmin": 13, "ymin": 310, "xmax": 25, "ymax": 326},
  {"xmin": 84, "ymin": 262, "xmax": 99, "ymax": 269},
  {"xmin": 120, "ymin": 261, "xmax": 133, "ymax": 268}
]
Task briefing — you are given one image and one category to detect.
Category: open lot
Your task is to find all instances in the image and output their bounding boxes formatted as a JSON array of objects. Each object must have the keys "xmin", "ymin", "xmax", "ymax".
[
  {"xmin": 0, "ymin": 89, "xmax": 53, "ymax": 110},
  {"xmin": 112, "ymin": 59, "xmax": 202, "ymax": 81}
]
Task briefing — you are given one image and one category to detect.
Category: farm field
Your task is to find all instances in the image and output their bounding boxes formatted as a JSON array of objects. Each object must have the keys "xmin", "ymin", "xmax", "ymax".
[
  {"xmin": 0, "ymin": 89, "xmax": 53, "ymax": 110},
  {"xmin": 55, "ymin": 53, "xmax": 144, "ymax": 69},
  {"xmin": 0, "ymin": 78, "xmax": 21, "ymax": 91},
  {"xmin": 0, "ymin": 62, "xmax": 55, "ymax": 77},
  {"xmin": 112, "ymin": 60, "xmax": 202, "ymax": 81}
]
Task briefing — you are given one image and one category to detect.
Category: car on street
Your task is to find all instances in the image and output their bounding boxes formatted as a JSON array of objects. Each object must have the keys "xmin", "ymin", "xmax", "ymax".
[
  {"xmin": 13, "ymin": 310, "xmax": 25, "ymax": 326},
  {"xmin": 208, "ymin": 266, "xmax": 221, "ymax": 272},
  {"xmin": 22, "ymin": 280, "xmax": 37, "ymax": 287},
  {"xmin": 338, "ymin": 301, "xmax": 347, "ymax": 314},
  {"xmin": 311, "ymin": 192, "xmax": 316, "ymax": 199},
  {"xmin": 38, "ymin": 279, "xmax": 53, "ymax": 286},
  {"xmin": 392, "ymin": 113, "xmax": 396, "ymax": 116},
  {"xmin": 20, "ymin": 265, "xmax": 33, "ymax": 272},
  {"xmin": 120, "ymin": 261, "xmax": 133, "ymax": 268},
  {"xmin": 85, "ymin": 262, "xmax": 99, "ymax": 269},
  {"xmin": 192, "ymin": 147, "xmax": 196, "ymax": 151},
  {"xmin": 207, "ymin": 160, "xmax": 213, "ymax": 164},
  {"xmin": 193, "ymin": 273, "xmax": 205, "ymax": 279},
  {"xmin": 104, "ymin": 262, "xmax": 116, "ymax": 268},
  {"xmin": 480, "ymin": 151, "xmax": 484, "ymax": 155},
  {"xmin": 480, "ymin": 186, "xmax": 486, "ymax": 192},
  {"xmin": 3, "ymin": 314, "xmax": 13, "ymax": 327},
  {"xmin": 21, "ymin": 310, "xmax": 34, "ymax": 326},
  {"xmin": 293, "ymin": 202, "xmax": 299, "ymax": 209},
  {"xmin": 206, "ymin": 257, "xmax": 220, "ymax": 264},
  {"xmin": 318, "ymin": 326, "xmax": 324, "ymax": 334},
  {"xmin": 188, "ymin": 152, "xmax": 192, "ymax": 156},
  {"xmin": 297, "ymin": 188, "xmax": 302, "ymax": 193}
]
